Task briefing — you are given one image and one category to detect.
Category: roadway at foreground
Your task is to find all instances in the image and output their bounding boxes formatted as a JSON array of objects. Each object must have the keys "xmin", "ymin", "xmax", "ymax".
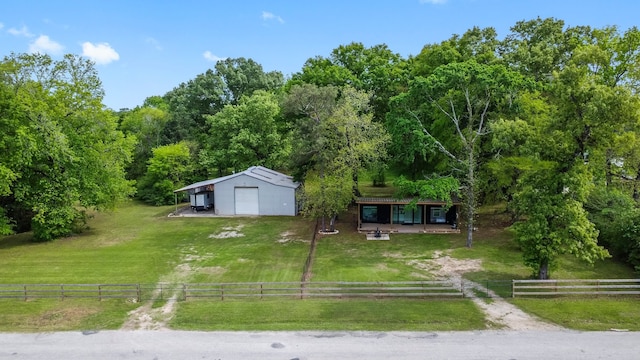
[{"xmin": 2, "ymin": 330, "xmax": 640, "ymax": 360}]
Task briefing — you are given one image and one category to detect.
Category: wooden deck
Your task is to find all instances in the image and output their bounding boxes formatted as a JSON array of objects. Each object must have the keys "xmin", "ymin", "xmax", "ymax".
[{"xmin": 358, "ymin": 223, "xmax": 460, "ymax": 234}]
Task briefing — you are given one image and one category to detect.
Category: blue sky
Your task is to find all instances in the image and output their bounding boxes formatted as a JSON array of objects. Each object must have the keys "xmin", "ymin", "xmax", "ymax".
[{"xmin": 1, "ymin": 0, "xmax": 638, "ymax": 110}]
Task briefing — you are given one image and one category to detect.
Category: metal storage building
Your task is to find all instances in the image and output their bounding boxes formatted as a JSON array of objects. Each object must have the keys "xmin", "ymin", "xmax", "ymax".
[{"xmin": 174, "ymin": 166, "xmax": 300, "ymax": 216}]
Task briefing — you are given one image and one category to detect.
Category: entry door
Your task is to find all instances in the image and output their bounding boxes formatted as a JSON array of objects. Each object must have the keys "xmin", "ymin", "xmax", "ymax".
[{"xmin": 234, "ymin": 187, "xmax": 259, "ymax": 215}]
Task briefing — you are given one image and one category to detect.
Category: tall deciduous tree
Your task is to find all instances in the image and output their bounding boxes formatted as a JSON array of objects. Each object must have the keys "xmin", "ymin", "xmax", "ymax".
[
  {"xmin": 291, "ymin": 42, "xmax": 409, "ymax": 123},
  {"xmin": 120, "ymin": 102, "xmax": 170, "ymax": 181},
  {"xmin": 493, "ymin": 23, "xmax": 640, "ymax": 277},
  {"xmin": 215, "ymin": 57, "xmax": 284, "ymax": 104},
  {"xmin": 200, "ymin": 90, "xmax": 290, "ymax": 175},
  {"xmin": 0, "ymin": 53, "xmax": 134, "ymax": 241},
  {"xmin": 412, "ymin": 26, "xmax": 500, "ymax": 78},
  {"xmin": 137, "ymin": 142, "xmax": 193, "ymax": 206},
  {"xmin": 512, "ymin": 163, "xmax": 609, "ymax": 279},
  {"xmin": 283, "ymin": 84, "xmax": 389, "ymax": 231},
  {"xmin": 282, "ymin": 83, "xmax": 340, "ymax": 181},
  {"xmin": 162, "ymin": 69, "xmax": 226, "ymax": 144},
  {"xmin": 388, "ymin": 60, "xmax": 528, "ymax": 247}
]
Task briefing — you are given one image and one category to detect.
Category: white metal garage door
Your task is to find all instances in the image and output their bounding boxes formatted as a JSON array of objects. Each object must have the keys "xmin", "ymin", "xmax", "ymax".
[{"xmin": 234, "ymin": 187, "xmax": 259, "ymax": 215}]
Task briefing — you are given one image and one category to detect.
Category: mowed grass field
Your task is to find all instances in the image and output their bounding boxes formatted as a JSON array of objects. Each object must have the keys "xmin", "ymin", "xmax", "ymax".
[{"xmin": 0, "ymin": 200, "xmax": 638, "ymax": 331}]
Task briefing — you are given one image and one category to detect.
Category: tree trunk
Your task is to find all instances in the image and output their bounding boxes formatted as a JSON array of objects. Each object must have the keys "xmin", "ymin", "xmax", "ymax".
[
  {"xmin": 321, "ymin": 216, "xmax": 326, "ymax": 233},
  {"xmin": 353, "ymin": 173, "xmax": 361, "ymax": 197},
  {"xmin": 538, "ymin": 259, "xmax": 550, "ymax": 280},
  {"xmin": 634, "ymin": 168, "xmax": 640, "ymax": 202},
  {"xmin": 466, "ymin": 150, "xmax": 475, "ymax": 248}
]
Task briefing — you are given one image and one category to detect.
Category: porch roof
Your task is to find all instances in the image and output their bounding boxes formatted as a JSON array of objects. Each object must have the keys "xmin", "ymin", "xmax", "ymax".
[{"xmin": 356, "ymin": 197, "xmax": 461, "ymax": 205}]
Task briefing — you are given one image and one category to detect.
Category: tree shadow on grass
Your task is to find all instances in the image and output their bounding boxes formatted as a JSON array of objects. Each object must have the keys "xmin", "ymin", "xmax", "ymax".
[{"xmin": 0, "ymin": 231, "xmax": 42, "ymax": 250}]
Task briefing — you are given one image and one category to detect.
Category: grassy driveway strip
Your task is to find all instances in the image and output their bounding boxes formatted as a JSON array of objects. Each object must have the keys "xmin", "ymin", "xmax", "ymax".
[{"xmin": 170, "ymin": 298, "xmax": 487, "ymax": 331}]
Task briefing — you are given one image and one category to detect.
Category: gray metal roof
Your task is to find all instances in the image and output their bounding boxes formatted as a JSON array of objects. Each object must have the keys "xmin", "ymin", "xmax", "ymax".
[{"xmin": 174, "ymin": 166, "xmax": 299, "ymax": 193}]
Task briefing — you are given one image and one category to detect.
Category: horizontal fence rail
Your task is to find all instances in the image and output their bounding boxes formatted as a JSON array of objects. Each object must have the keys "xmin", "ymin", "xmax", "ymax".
[
  {"xmin": 512, "ymin": 279, "xmax": 640, "ymax": 297},
  {"xmin": 0, "ymin": 284, "xmax": 141, "ymax": 301},
  {"xmin": 183, "ymin": 281, "xmax": 464, "ymax": 300},
  {"xmin": 0, "ymin": 281, "xmax": 464, "ymax": 301},
  {"xmin": 2, "ymin": 279, "xmax": 640, "ymax": 301}
]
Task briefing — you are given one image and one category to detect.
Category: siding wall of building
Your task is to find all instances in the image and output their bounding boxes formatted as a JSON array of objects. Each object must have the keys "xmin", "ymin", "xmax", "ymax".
[{"xmin": 213, "ymin": 174, "xmax": 297, "ymax": 216}]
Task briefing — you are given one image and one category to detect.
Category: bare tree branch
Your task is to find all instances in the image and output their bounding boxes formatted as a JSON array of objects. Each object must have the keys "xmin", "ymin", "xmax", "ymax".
[{"xmin": 405, "ymin": 106, "xmax": 461, "ymax": 163}]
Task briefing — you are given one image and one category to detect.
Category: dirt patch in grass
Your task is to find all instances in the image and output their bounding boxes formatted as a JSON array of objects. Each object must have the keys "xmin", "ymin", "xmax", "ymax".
[
  {"xmin": 199, "ymin": 266, "xmax": 227, "ymax": 275},
  {"xmin": 382, "ymin": 251, "xmax": 404, "ymax": 259},
  {"xmin": 407, "ymin": 250, "xmax": 482, "ymax": 283},
  {"xmin": 209, "ymin": 225, "xmax": 245, "ymax": 239},
  {"xmin": 277, "ymin": 231, "xmax": 310, "ymax": 244},
  {"xmin": 375, "ymin": 263, "xmax": 399, "ymax": 273},
  {"xmin": 34, "ymin": 307, "xmax": 99, "ymax": 330},
  {"xmin": 121, "ymin": 296, "xmax": 177, "ymax": 331}
]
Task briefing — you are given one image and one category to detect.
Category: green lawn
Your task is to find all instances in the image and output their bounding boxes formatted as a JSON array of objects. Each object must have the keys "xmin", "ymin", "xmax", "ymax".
[
  {"xmin": 511, "ymin": 298, "xmax": 640, "ymax": 331},
  {"xmin": 171, "ymin": 298, "xmax": 485, "ymax": 331},
  {"xmin": 0, "ymin": 200, "xmax": 638, "ymax": 332},
  {"xmin": 0, "ymin": 202, "xmax": 313, "ymax": 284},
  {"xmin": 0, "ymin": 299, "xmax": 138, "ymax": 332},
  {"xmin": 312, "ymin": 227, "xmax": 455, "ymax": 282}
]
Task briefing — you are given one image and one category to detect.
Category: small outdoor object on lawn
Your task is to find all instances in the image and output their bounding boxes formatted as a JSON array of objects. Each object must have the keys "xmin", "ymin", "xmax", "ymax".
[{"xmin": 366, "ymin": 227, "xmax": 390, "ymax": 241}]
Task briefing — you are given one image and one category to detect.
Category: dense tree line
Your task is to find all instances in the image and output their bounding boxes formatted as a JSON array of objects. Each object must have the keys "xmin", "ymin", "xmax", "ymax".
[
  {"xmin": 3, "ymin": 17, "xmax": 640, "ymax": 278},
  {"xmin": 0, "ymin": 53, "xmax": 134, "ymax": 241}
]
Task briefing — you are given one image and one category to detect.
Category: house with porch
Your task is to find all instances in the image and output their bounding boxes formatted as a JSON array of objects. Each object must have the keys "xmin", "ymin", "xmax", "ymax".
[{"xmin": 356, "ymin": 197, "xmax": 460, "ymax": 234}]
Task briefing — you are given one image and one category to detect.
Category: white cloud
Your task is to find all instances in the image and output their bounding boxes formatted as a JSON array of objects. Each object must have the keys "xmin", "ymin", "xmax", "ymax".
[
  {"xmin": 145, "ymin": 37, "xmax": 163, "ymax": 51},
  {"xmin": 8, "ymin": 25, "xmax": 34, "ymax": 37},
  {"xmin": 262, "ymin": 11, "xmax": 284, "ymax": 24},
  {"xmin": 29, "ymin": 35, "xmax": 63, "ymax": 55},
  {"xmin": 0, "ymin": 23, "xmax": 4, "ymax": 30},
  {"xmin": 203, "ymin": 51, "xmax": 226, "ymax": 62},
  {"xmin": 419, "ymin": 0, "xmax": 448, "ymax": 4},
  {"xmin": 81, "ymin": 42, "xmax": 120, "ymax": 65}
]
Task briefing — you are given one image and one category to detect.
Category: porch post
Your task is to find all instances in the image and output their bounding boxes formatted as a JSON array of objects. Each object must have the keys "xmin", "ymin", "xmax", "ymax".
[
  {"xmin": 423, "ymin": 204, "xmax": 427, "ymax": 231},
  {"xmin": 390, "ymin": 204, "xmax": 393, "ymax": 231},
  {"xmin": 174, "ymin": 193, "xmax": 178, "ymax": 214},
  {"xmin": 357, "ymin": 202, "xmax": 361, "ymax": 231}
]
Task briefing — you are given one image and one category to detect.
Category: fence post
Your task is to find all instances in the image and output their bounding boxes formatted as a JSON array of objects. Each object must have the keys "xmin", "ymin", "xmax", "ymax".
[
  {"xmin": 511, "ymin": 280, "xmax": 515, "ymax": 298},
  {"xmin": 136, "ymin": 284, "xmax": 141, "ymax": 303},
  {"xmin": 60, "ymin": 285, "xmax": 64, "ymax": 300},
  {"xmin": 486, "ymin": 280, "xmax": 490, "ymax": 298},
  {"xmin": 98, "ymin": 285, "xmax": 102, "ymax": 301},
  {"xmin": 260, "ymin": 283, "xmax": 263, "ymax": 300},
  {"xmin": 221, "ymin": 284, "xmax": 224, "ymax": 301},
  {"xmin": 24, "ymin": 285, "xmax": 27, "ymax": 301},
  {"xmin": 182, "ymin": 284, "xmax": 187, "ymax": 301}
]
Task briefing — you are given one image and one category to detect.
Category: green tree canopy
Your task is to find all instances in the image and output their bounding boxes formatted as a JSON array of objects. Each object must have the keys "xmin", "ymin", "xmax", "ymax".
[
  {"xmin": 388, "ymin": 60, "xmax": 529, "ymax": 247},
  {"xmin": 137, "ymin": 142, "xmax": 193, "ymax": 206},
  {"xmin": 291, "ymin": 42, "xmax": 409, "ymax": 122},
  {"xmin": 200, "ymin": 90, "xmax": 290, "ymax": 175},
  {"xmin": 283, "ymin": 84, "xmax": 389, "ymax": 230},
  {"xmin": 0, "ymin": 53, "xmax": 134, "ymax": 241}
]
